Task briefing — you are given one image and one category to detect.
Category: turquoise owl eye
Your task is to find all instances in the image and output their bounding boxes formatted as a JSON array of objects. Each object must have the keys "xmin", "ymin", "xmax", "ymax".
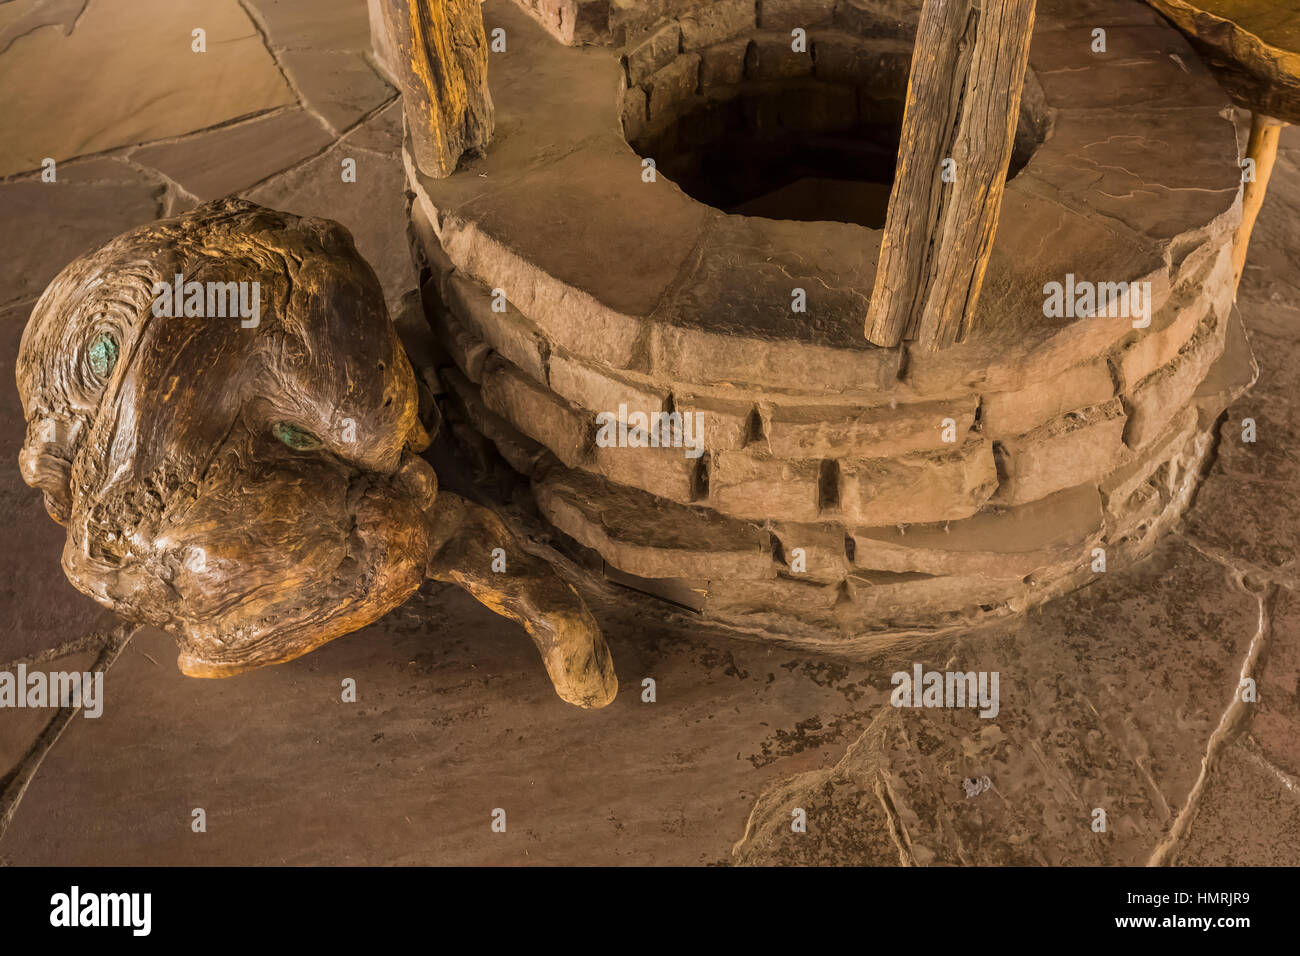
[
  {"xmin": 273, "ymin": 422, "xmax": 322, "ymax": 450},
  {"xmin": 87, "ymin": 331, "xmax": 119, "ymax": 380}
]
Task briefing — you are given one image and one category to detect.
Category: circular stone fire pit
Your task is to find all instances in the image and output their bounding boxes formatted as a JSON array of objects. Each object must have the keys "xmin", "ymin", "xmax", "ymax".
[
  {"xmin": 622, "ymin": 22, "xmax": 1047, "ymax": 228},
  {"xmin": 405, "ymin": 0, "xmax": 1255, "ymax": 650}
]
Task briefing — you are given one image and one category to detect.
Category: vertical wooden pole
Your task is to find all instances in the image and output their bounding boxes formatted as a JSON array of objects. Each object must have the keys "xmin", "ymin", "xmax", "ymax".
[
  {"xmin": 1233, "ymin": 112, "xmax": 1285, "ymax": 293},
  {"xmin": 380, "ymin": 0, "xmax": 495, "ymax": 179},
  {"xmin": 866, "ymin": 0, "xmax": 1037, "ymax": 352}
]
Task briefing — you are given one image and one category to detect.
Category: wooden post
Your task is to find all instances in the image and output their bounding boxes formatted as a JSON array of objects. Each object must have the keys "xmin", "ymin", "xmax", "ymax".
[
  {"xmin": 379, "ymin": 0, "xmax": 495, "ymax": 179},
  {"xmin": 865, "ymin": 0, "xmax": 1037, "ymax": 351},
  {"xmin": 1233, "ymin": 112, "xmax": 1286, "ymax": 293}
]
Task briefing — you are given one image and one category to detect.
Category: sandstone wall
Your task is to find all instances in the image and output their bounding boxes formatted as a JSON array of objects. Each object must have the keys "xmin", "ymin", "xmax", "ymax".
[{"xmin": 411, "ymin": 189, "xmax": 1253, "ymax": 646}]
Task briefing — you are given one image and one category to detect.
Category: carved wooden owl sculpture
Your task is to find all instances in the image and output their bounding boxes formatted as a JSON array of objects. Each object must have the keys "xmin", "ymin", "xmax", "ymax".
[{"xmin": 16, "ymin": 198, "xmax": 616, "ymax": 708}]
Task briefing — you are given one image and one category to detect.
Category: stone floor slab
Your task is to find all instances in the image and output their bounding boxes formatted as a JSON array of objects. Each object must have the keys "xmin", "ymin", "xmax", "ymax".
[
  {"xmin": 280, "ymin": 49, "xmax": 393, "ymax": 135},
  {"xmin": 0, "ymin": 0, "xmax": 294, "ymax": 176},
  {"xmin": 244, "ymin": 0, "xmax": 373, "ymax": 53},
  {"xmin": 0, "ymin": 161, "xmax": 164, "ymax": 309},
  {"xmin": 1249, "ymin": 587, "xmax": 1300, "ymax": 780},
  {"xmin": 734, "ymin": 539, "xmax": 1264, "ymax": 865},
  {"xmin": 131, "ymin": 108, "xmax": 333, "ymax": 201},
  {"xmin": 0, "ymin": 585, "xmax": 884, "ymax": 865},
  {"xmin": 1176, "ymin": 743, "xmax": 1300, "ymax": 865},
  {"xmin": 0, "ymin": 648, "xmax": 103, "ymax": 784}
]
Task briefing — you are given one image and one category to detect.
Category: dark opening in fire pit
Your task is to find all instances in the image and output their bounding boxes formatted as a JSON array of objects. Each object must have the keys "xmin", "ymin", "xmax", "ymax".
[{"xmin": 625, "ymin": 42, "xmax": 1048, "ymax": 229}]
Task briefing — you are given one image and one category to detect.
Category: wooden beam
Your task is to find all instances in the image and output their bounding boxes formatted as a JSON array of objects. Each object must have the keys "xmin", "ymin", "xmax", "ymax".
[
  {"xmin": 379, "ymin": 0, "xmax": 495, "ymax": 179},
  {"xmin": 866, "ymin": 0, "xmax": 1037, "ymax": 351},
  {"xmin": 1233, "ymin": 112, "xmax": 1286, "ymax": 292}
]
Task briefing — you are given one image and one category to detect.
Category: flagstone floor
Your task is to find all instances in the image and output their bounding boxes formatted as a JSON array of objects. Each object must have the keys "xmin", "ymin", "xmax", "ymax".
[{"xmin": 0, "ymin": 0, "xmax": 1297, "ymax": 865}]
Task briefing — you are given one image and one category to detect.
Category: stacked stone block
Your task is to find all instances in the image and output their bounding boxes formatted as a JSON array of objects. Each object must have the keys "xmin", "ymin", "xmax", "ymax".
[{"xmin": 405, "ymin": 0, "xmax": 1256, "ymax": 648}]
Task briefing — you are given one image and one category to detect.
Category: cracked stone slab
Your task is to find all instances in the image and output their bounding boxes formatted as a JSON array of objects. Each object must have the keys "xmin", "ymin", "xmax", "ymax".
[
  {"xmin": 0, "ymin": 647, "xmax": 100, "ymax": 787},
  {"xmin": 0, "ymin": 0, "xmax": 87, "ymax": 56},
  {"xmin": 649, "ymin": 211, "xmax": 880, "ymax": 351},
  {"xmin": 1183, "ymin": 322, "xmax": 1300, "ymax": 575},
  {"xmin": 733, "ymin": 729, "xmax": 905, "ymax": 865},
  {"xmin": 590, "ymin": 437, "xmax": 699, "ymax": 505},
  {"xmin": 481, "ymin": 355, "xmax": 593, "ymax": 471},
  {"xmin": 765, "ymin": 521, "xmax": 852, "ymax": 584},
  {"xmin": 0, "ymin": 591, "xmax": 884, "ymax": 865},
  {"xmin": 442, "ymin": 271, "xmax": 551, "ymax": 385},
  {"xmin": 732, "ymin": 538, "xmax": 1261, "ymax": 865},
  {"xmin": 710, "ymin": 453, "xmax": 822, "ymax": 523},
  {"xmin": 546, "ymin": 350, "xmax": 671, "ymax": 422},
  {"xmin": 0, "ymin": 0, "xmax": 294, "ymax": 177},
  {"xmin": 1022, "ymin": 105, "xmax": 1240, "ymax": 243},
  {"xmin": 1124, "ymin": 307, "xmax": 1229, "ymax": 450},
  {"xmin": 442, "ymin": 134, "xmax": 713, "ymax": 363},
  {"xmin": 696, "ymin": 564, "xmax": 1032, "ymax": 640},
  {"xmin": 243, "ymin": 0, "xmax": 374, "ymax": 52},
  {"xmin": 1247, "ymin": 587, "xmax": 1300, "ymax": 780},
  {"xmin": 1102, "ymin": 406, "xmax": 1199, "ymax": 519},
  {"xmin": 839, "ymin": 440, "xmax": 999, "ymax": 526},
  {"xmin": 130, "ymin": 108, "xmax": 333, "ymax": 201},
  {"xmin": 1027, "ymin": 24, "xmax": 1226, "ymax": 112},
  {"xmin": 341, "ymin": 98, "xmax": 402, "ymax": 154},
  {"xmin": 1175, "ymin": 742, "xmax": 1300, "ymax": 865},
  {"xmin": 0, "ymin": 161, "xmax": 164, "ymax": 309},
  {"xmin": 279, "ymin": 49, "xmax": 393, "ymax": 135}
]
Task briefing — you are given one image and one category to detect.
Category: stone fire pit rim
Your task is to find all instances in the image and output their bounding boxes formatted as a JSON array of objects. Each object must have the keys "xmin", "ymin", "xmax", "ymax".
[{"xmin": 406, "ymin": 0, "xmax": 1242, "ymax": 400}]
